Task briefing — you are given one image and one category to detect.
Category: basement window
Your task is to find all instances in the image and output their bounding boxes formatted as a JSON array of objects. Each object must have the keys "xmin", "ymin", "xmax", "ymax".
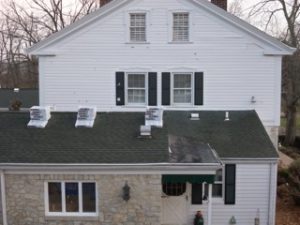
[{"xmin": 45, "ymin": 181, "xmax": 97, "ymax": 216}]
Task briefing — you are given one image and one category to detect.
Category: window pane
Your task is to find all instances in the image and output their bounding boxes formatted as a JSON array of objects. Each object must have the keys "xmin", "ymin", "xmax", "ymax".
[
  {"xmin": 162, "ymin": 183, "xmax": 186, "ymax": 196},
  {"xmin": 215, "ymin": 169, "xmax": 223, "ymax": 182},
  {"xmin": 130, "ymin": 13, "xmax": 146, "ymax": 42},
  {"xmin": 48, "ymin": 182, "xmax": 62, "ymax": 212},
  {"xmin": 174, "ymin": 90, "xmax": 191, "ymax": 103},
  {"xmin": 174, "ymin": 74, "xmax": 191, "ymax": 88},
  {"xmin": 65, "ymin": 182, "xmax": 79, "ymax": 212},
  {"xmin": 128, "ymin": 74, "xmax": 145, "ymax": 88},
  {"xmin": 82, "ymin": 183, "xmax": 96, "ymax": 212},
  {"xmin": 173, "ymin": 13, "xmax": 189, "ymax": 41},
  {"xmin": 212, "ymin": 184, "xmax": 222, "ymax": 197},
  {"xmin": 204, "ymin": 183, "xmax": 222, "ymax": 198},
  {"xmin": 128, "ymin": 89, "xmax": 146, "ymax": 103}
]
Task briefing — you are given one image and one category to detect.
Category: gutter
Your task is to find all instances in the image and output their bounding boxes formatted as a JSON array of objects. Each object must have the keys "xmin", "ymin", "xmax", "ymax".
[{"xmin": 0, "ymin": 171, "xmax": 7, "ymax": 225}]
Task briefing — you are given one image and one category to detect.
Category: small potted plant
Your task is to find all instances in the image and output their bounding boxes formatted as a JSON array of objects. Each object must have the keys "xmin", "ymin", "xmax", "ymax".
[{"xmin": 9, "ymin": 99, "xmax": 22, "ymax": 111}]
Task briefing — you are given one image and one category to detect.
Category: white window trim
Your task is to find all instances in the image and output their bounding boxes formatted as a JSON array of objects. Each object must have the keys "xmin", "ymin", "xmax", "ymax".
[
  {"xmin": 44, "ymin": 181, "xmax": 98, "ymax": 217},
  {"xmin": 168, "ymin": 10, "xmax": 194, "ymax": 43},
  {"xmin": 125, "ymin": 72, "xmax": 148, "ymax": 106},
  {"xmin": 125, "ymin": 10, "xmax": 150, "ymax": 44},
  {"xmin": 171, "ymin": 72, "xmax": 194, "ymax": 106},
  {"xmin": 203, "ymin": 168, "xmax": 224, "ymax": 201}
]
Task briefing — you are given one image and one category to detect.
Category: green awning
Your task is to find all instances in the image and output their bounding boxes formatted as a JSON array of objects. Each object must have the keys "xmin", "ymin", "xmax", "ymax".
[{"xmin": 162, "ymin": 175, "xmax": 215, "ymax": 184}]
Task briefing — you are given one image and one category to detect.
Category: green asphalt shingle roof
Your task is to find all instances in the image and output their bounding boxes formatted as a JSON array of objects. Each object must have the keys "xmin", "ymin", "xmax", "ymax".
[{"xmin": 0, "ymin": 110, "xmax": 278, "ymax": 164}]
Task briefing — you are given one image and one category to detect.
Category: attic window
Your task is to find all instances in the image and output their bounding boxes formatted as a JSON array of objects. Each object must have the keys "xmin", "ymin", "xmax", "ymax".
[
  {"xmin": 130, "ymin": 13, "xmax": 146, "ymax": 42},
  {"xmin": 173, "ymin": 13, "xmax": 189, "ymax": 42}
]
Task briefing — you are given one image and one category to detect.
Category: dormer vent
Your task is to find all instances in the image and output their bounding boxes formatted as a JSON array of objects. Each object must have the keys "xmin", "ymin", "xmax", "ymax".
[
  {"xmin": 75, "ymin": 106, "xmax": 97, "ymax": 128},
  {"xmin": 140, "ymin": 125, "xmax": 151, "ymax": 137},
  {"xmin": 190, "ymin": 113, "xmax": 200, "ymax": 120},
  {"xmin": 225, "ymin": 111, "xmax": 230, "ymax": 121},
  {"xmin": 27, "ymin": 106, "xmax": 51, "ymax": 128},
  {"xmin": 145, "ymin": 108, "xmax": 163, "ymax": 128}
]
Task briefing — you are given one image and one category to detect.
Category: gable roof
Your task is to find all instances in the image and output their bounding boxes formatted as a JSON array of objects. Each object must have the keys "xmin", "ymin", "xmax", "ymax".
[
  {"xmin": 0, "ymin": 110, "xmax": 277, "ymax": 165},
  {"xmin": 26, "ymin": 0, "xmax": 295, "ymax": 56}
]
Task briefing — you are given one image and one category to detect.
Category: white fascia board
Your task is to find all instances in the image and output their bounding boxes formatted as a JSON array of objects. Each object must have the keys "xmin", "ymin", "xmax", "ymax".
[
  {"xmin": 26, "ymin": 0, "xmax": 132, "ymax": 55},
  {"xmin": 221, "ymin": 158, "xmax": 279, "ymax": 164},
  {"xmin": 0, "ymin": 163, "xmax": 222, "ymax": 174},
  {"xmin": 190, "ymin": 0, "xmax": 296, "ymax": 55}
]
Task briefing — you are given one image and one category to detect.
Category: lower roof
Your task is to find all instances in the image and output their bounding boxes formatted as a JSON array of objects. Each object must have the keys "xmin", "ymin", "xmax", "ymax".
[{"xmin": 0, "ymin": 110, "xmax": 278, "ymax": 164}]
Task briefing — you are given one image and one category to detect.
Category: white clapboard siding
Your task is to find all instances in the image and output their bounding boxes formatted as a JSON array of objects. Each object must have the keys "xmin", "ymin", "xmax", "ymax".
[
  {"xmin": 39, "ymin": 0, "xmax": 282, "ymax": 126},
  {"xmin": 188, "ymin": 164, "xmax": 276, "ymax": 225}
]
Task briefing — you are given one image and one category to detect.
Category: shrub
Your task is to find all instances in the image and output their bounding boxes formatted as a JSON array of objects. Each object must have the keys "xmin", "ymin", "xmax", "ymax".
[
  {"xmin": 278, "ymin": 168, "xmax": 289, "ymax": 185},
  {"xmin": 287, "ymin": 159, "xmax": 300, "ymax": 205}
]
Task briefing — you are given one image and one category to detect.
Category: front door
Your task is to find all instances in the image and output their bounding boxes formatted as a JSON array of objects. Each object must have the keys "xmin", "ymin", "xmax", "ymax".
[{"xmin": 161, "ymin": 183, "xmax": 188, "ymax": 225}]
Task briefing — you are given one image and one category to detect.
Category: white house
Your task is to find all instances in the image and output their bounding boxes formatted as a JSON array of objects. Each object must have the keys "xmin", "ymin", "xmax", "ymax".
[{"xmin": 0, "ymin": 0, "xmax": 295, "ymax": 225}]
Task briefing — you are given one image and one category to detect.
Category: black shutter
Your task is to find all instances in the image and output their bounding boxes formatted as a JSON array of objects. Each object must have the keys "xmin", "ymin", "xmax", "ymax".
[
  {"xmin": 162, "ymin": 72, "xmax": 171, "ymax": 106},
  {"xmin": 148, "ymin": 72, "xmax": 157, "ymax": 106},
  {"xmin": 191, "ymin": 184, "xmax": 202, "ymax": 205},
  {"xmin": 225, "ymin": 164, "xmax": 236, "ymax": 205},
  {"xmin": 194, "ymin": 72, "xmax": 204, "ymax": 105},
  {"xmin": 116, "ymin": 72, "xmax": 125, "ymax": 106}
]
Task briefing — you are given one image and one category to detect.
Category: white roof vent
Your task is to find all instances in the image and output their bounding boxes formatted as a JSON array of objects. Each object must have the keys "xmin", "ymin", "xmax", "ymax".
[
  {"xmin": 27, "ymin": 106, "xmax": 51, "ymax": 128},
  {"xmin": 225, "ymin": 111, "xmax": 230, "ymax": 121},
  {"xmin": 140, "ymin": 125, "xmax": 151, "ymax": 137},
  {"xmin": 75, "ymin": 106, "xmax": 97, "ymax": 128},
  {"xmin": 145, "ymin": 108, "xmax": 163, "ymax": 128},
  {"xmin": 190, "ymin": 113, "xmax": 200, "ymax": 120}
]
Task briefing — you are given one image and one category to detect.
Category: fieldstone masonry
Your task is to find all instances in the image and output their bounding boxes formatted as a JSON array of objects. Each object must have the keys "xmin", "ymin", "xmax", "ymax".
[{"xmin": 5, "ymin": 174, "xmax": 161, "ymax": 225}]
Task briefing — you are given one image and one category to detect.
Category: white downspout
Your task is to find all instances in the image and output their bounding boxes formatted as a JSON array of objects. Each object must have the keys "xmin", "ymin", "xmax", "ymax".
[
  {"xmin": 0, "ymin": 171, "xmax": 7, "ymax": 225},
  {"xmin": 207, "ymin": 184, "xmax": 212, "ymax": 225}
]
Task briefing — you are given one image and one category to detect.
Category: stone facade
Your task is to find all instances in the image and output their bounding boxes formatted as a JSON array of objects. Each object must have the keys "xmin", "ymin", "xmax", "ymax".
[
  {"xmin": 265, "ymin": 126, "xmax": 279, "ymax": 149},
  {"xmin": 5, "ymin": 174, "xmax": 161, "ymax": 225}
]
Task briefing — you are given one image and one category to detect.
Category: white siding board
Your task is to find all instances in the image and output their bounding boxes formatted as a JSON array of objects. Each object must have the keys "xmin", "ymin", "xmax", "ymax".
[
  {"xmin": 187, "ymin": 164, "xmax": 273, "ymax": 225},
  {"xmin": 39, "ymin": 0, "xmax": 281, "ymax": 126}
]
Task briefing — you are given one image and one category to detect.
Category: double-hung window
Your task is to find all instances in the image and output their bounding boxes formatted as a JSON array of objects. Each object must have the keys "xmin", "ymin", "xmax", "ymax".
[
  {"xmin": 46, "ymin": 181, "xmax": 97, "ymax": 216},
  {"xmin": 127, "ymin": 73, "xmax": 147, "ymax": 105},
  {"xmin": 130, "ymin": 13, "xmax": 146, "ymax": 42},
  {"xmin": 173, "ymin": 13, "xmax": 189, "ymax": 42},
  {"xmin": 204, "ymin": 169, "xmax": 223, "ymax": 198},
  {"xmin": 172, "ymin": 73, "xmax": 192, "ymax": 105}
]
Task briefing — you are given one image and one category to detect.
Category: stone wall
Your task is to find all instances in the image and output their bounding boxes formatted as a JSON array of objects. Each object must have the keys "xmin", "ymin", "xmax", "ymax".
[
  {"xmin": 5, "ymin": 174, "xmax": 161, "ymax": 225},
  {"xmin": 265, "ymin": 126, "xmax": 279, "ymax": 149}
]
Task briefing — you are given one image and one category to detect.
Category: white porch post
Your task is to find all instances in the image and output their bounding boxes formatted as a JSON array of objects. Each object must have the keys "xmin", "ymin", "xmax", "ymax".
[
  {"xmin": 0, "ymin": 171, "xmax": 7, "ymax": 225},
  {"xmin": 207, "ymin": 183, "xmax": 212, "ymax": 225}
]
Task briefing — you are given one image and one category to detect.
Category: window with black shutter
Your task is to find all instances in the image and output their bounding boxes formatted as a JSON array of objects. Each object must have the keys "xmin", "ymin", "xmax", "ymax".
[
  {"xmin": 191, "ymin": 183, "xmax": 202, "ymax": 205},
  {"xmin": 116, "ymin": 72, "xmax": 125, "ymax": 106},
  {"xmin": 225, "ymin": 164, "xmax": 236, "ymax": 205},
  {"xmin": 194, "ymin": 72, "xmax": 203, "ymax": 105},
  {"xmin": 148, "ymin": 72, "xmax": 157, "ymax": 106},
  {"xmin": 162, "ymin": 72, "xmax": 171, "ymax": 105}
]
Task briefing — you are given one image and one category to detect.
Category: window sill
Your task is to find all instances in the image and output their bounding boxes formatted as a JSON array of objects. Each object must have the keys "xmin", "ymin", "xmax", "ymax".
[
  {"xmin": 125, "ymin": 42, "xmax": 150, "ymax": 45},
  {"xmin": 45, "ymin": 215, "xmax": 99, "ymax": 221},
  {"xmin": 168, "ymin": 41, "xmax": 193, "ymax": 44}
]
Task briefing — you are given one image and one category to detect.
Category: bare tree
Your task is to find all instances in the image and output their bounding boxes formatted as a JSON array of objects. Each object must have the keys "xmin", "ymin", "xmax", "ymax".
[
  {"xmin": 0, "ymin": 0, "xmax": 99, "ymax": 88},
  {"xmin": 249, "ymin": 0, "xmax": 300, "ymax": 146}
]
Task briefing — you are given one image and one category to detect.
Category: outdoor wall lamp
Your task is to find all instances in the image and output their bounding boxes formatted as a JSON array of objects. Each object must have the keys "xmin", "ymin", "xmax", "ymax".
[
  {"xmin": 122, "ymin": 181, "xmax": 130, "ymax": 201},
  {"xmin": 229, "ymin": 216, "xmax": 236, "ymax": 224}
]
